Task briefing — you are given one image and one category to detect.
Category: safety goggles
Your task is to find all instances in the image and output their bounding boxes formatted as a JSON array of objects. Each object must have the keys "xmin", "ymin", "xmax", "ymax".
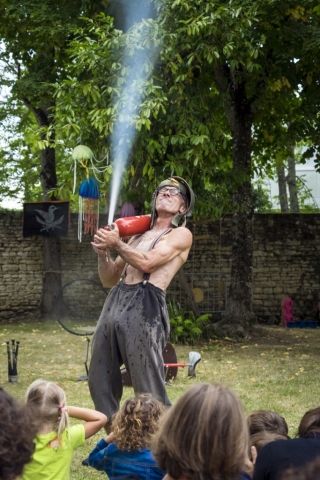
[{"xmin": 158, "ymin": 186, "xmax": 181, "ymax": 196}]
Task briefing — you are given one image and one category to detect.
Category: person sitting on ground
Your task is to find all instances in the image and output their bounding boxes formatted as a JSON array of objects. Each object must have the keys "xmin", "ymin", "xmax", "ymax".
[
  {"xmin": 0, "ymin": 387, "xmax": 38, "ymax": 480},
  {"xmin": 281, "ymin": 455, "xmax": 320, "ymax": 480},
  {"xmin": 253, "ymin": 406, "xmax": 320, "ymax": 480},
  {"xmin": 250, "ymin": 431, "xmax": 289, "ymax": 455},
  {"xmin": 152, "ymin": 382, "xmax": 251, "ymax": 480},
  {"xmin": 248, "ymin": 410, "xmax": 290, "ymax": 454},
  {"xmin": 22, "ymin": 379, "xmax": 107, "ymax": 480},
  {"xmin": 248, "ymin": 410, "xmax": 289, "ymax": 438},
  {"xmin": 88, "ymin": 393, "xmax": 166, "ymax": 480}
]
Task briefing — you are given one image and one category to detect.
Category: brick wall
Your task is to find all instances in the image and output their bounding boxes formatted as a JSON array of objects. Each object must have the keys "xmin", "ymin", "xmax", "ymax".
[{"xmin": 1, "ymin": 211, "xmax": 319, "ymax": 322}]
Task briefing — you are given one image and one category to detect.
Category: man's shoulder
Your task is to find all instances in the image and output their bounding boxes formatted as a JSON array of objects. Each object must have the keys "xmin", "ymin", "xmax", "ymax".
[
  {"xmin": 170, "ymin": 226, "xmax": 193, "ymax": 242},
  {"xmin": 170, "ymin": 226, "xmax": 193, "ymax": 236}
]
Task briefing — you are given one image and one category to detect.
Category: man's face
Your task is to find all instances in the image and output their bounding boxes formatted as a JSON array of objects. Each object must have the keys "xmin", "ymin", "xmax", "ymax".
[{"xmin": 155, "ymin": 186, "xmax": 187, "ymax": 215}]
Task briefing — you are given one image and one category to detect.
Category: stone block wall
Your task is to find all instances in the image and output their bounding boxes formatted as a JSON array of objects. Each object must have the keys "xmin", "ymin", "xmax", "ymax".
[
  {"xmin": 1, "ymin": 211, "xmax": 320, "ymax": 322},
  {"xmin": 185, "ymin": 214, "xmax": 320, "ymax": 321}
]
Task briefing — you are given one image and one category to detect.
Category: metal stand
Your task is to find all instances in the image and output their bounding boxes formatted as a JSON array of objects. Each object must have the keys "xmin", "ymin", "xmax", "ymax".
[
  {"xmin": 77, "ymin": 336, "xmax": 90, "ymax": 381},
  {"xmin": 7, "ymin": 339, "xmax": 19, "ymax": 383}
]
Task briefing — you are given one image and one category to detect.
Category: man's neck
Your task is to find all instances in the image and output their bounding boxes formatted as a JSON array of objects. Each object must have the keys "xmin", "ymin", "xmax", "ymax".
[{"xmin": 152, "ymin": 215, "xmax": 174, "ymax": 231}]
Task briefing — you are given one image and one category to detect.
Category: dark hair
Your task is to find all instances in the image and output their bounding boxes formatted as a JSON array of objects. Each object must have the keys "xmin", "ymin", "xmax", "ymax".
[
  {"xmin": 152, "ymin": 383, "xmax": 248, "ymax": 480},
  {"xmin": 247, "ymin": 410, "xmax": 289, "ymax": 437},
  {"xmin": 298, "ymin": 407, "xmax": 320, "ymax": 438},
  {"xmin": 112, "ymin": 393, "xmax": 165, "ymax": 450},
  {"xmin": 0, "ymin": 388, "xmax": 38, "ymax": 480},
  {"xmin": 281, "ymin": 455, "xmax": 320, "ymax": 480}
]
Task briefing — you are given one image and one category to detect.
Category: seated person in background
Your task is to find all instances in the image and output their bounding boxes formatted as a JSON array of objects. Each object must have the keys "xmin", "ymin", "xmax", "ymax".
[
  {"xmin": 250, "ymin": 431, "xmax": 289, "ymax": 454},
  {"xmin": 253, "ymin": 407, "xmax": 320, "ymax": 480},
  {"xmin": 0, "ymin": 387, "xmax": 38, "ymax": 480},
  {"xmin": 152, "ymin": 383, "xmax": 251, "ymax": 480},
  {"xmin": 88, "ymin": 393, "xmax": 166, "ymax": 480},
  {"xmin": 281, "ymin": 455, "xmax": 320, "ymax": 480},
  {"xmin": 248, "ymin": 410, "xmax": 289, "ymax": 437},
  {"xmin": 248, "ymin": 410, "xmax": 290, "ymax": 456}
]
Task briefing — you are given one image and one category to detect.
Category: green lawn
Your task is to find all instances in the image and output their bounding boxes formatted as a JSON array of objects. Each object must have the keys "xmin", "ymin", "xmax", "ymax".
[{"xmin": 1, "ymin": 321, "xmax": 320, "ymax": 479}]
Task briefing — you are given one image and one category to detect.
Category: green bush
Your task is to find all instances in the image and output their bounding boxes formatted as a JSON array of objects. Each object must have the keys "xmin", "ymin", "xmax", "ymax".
[{"xmin": 168, "ymin": 301, "xmax": 211, "ymax": 344}]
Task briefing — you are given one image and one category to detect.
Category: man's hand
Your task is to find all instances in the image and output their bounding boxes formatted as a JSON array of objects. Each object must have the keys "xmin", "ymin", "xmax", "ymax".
[{"xmin": 91, "ymin": 224, "xmax": 120, "ymax": 253}]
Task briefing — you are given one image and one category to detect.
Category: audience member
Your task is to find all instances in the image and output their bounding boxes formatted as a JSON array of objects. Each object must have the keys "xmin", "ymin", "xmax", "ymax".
[
  {"xmin": 248, "ymin": 410, "xmax": 289, "ymax": 456},
  {"xmin": 281, "ymin": 455, "xmax": 320, "ymax": 480},
  {"xmin": 0, "ymin": 387, "xmax": 38, "ymax": 480},
  {"xmin": 250, "ymin": 431, "xmax": 289, "ymax": 454},
  {"xmin": 88, "ymin": 393, "xmax": 166, "ymax": 480},
  {"xmin": 248, "ymin": 410, "xmax": 289, "ymax": 437},
  {"xmin": 253, "ymin": 407, "xmax": 320, "ymax": 480},
  {"xmin": 22, "ymin": 379, "xmax": 107, "ymax": 480},
  {"xmin": 152, "ymin": 383, "xmax": 250, "ymax": 480}
]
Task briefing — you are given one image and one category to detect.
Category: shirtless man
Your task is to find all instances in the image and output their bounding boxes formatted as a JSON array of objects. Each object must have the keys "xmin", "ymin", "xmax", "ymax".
[{"xmin": 88, "ymin": 176, "xmax": 194, "ymax": 421}]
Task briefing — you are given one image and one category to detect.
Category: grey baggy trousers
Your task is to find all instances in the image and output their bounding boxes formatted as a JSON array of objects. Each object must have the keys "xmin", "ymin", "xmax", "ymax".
[{"xmin": 88, "ymin": 280, "xmax": 171, "ymax": 420}]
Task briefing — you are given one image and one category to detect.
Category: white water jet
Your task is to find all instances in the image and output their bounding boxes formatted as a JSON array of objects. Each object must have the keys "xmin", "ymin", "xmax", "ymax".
[{"xmin": 107, "ymin": 1, "xmax": 158, "ymax": 224}]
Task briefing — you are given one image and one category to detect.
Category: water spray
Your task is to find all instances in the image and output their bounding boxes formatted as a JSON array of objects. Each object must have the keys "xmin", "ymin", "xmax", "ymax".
[{"xmin": 107, "ymin": 2, "xmax": 159, "ymax": 224}]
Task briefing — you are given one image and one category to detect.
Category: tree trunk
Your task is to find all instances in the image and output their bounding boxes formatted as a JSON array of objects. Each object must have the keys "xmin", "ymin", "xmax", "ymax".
[
  {"xmin": 214, "ymin": 66, "xmax": 255, "ymax": 325},
  {"xmin": 41, "ymin": 236, "xmax": 62, "ymax": 314},
  {"xmin": 277, "ymin": 163, "xmax": 289, "ymax": 212},
  {"xmin": 24, "ymin": 99, "xmax": 62, "ymax": 317},
  {"xmin": 39, "ymin": 143, "xmax": 62, "ymax": 316},
  {"xmin": 287, "ymin": 146, "xmax": 299, "ymax": 213},
  {"xmin": 177, "ymin": 267, "xmax": 200, "ymax": 317}
]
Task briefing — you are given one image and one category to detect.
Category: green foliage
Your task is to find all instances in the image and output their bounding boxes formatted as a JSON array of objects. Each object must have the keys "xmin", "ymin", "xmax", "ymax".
[
  {"xmin": 0, "ymin": 104, "xmax": 42, "ymax": 202},
  {"xmin": 296, "ymin": 176, "xmax": 320, "ymax": 213},
  {"xmin": 51, "ymin": 9, "xmax": 240, "ymax": 219},
  {"xmin": 168, "ymin": 301, "xmax": 211, "ymax": 345},
  {"xmin": 252, "ymin": 180, "xmax": 273, "ymax": 213},
  {"xmin": 47, "ymin": 0, "xmax": 320, "ymax": 220},
  {"xmin": 2, "ymin": 0, "xmax": 320, "ymax": 216},
  {"xmin": 0, "ymin": 0, "xmax": 111, "ymax": 201}
]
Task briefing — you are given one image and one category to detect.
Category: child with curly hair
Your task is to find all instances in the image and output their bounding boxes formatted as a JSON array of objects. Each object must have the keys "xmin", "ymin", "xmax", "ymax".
[
  {"xmin": 88, "ymin": 393, "xmax": 166, "ymax": 480},
  {"xmin": 22, "ymin": 379, "xmax": 107, "ymax": 480}
]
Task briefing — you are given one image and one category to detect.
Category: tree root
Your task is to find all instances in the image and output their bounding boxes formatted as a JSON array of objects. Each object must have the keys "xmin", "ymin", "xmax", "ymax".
[{"xmin": 208, "ymin": 313, "xmax": 258, "ymax": 341}]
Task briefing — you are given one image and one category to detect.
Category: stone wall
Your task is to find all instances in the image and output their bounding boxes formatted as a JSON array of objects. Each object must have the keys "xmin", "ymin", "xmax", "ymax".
[
  {"xmin": 186, "ymin": 214, "xmax": 320, "ymax": 322},
  {"xmin": 1, "ymin": 211, "xmax": 320, "ymax": 322}
]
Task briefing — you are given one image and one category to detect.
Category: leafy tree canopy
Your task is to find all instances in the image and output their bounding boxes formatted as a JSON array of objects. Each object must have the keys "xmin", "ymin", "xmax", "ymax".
[{"xmin": 47, "ymin": 0, "xmax": 320, "ymax": 218}]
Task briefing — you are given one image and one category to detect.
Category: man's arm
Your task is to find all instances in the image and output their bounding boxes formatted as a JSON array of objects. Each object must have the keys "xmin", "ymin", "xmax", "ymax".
[
  {"xmin": 92, "ymin": 224, "xmax": 193, "ymax": 274},
  {"xmin": 93, "ymin": 245, "xmax": 126, "ymax": 288},
  {"xmin": 93, "ymin": 233, "xmax": 140, "ymax": 287}
]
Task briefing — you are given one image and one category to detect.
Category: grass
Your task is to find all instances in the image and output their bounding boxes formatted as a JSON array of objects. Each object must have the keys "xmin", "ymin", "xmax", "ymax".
[{"xmin": 1, "ymin": 321, "xmax": 320, "ymax": 479}]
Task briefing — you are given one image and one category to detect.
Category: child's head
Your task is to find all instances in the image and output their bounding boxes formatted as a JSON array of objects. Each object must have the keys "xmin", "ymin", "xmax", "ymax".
[
  {"xmin": 298, "ymin": 407, "xmax": 320, "ymax": 437},
  {"xmin": 249, "ymin": 430, "xmax": 288, "ymax": 453},
  {"xmin": 247, "ymin": 410, "xmax": 289, "ymax": 437},
  {"xmin": 112, "ymin": 393, "xmax": 165, "ymax": 451},
  {"xmin": 26, "ymin": 379, "xmax": 69, "ymax": 439},
  {"xmin": 152, "ymin": 383, "xmax": 249, "ymax": 480},
  {"xmin": 0, "ymin": 387, "xmax": 38, "ymax": 480}
]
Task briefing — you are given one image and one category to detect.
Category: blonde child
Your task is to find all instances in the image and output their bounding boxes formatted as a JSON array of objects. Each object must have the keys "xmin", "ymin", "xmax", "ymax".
[
  {"xmin": 22, "ymin": 379, "xmax": 107, "ymax": 480},
  {"xmin": 88, "ymin": 393, "xmax": 166, "ymax": 480}
]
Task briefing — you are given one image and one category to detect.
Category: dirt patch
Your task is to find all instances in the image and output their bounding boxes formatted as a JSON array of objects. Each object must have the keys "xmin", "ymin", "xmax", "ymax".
[{"xmin": 247, "ymin": 324, "xmax": 315, "ymax": 346}]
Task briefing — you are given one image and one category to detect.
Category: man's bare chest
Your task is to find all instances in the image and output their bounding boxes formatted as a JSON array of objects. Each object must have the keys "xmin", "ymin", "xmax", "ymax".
[{"xmin": 133, "ymin": 229, "xmax": 170, "ymax": 252}]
